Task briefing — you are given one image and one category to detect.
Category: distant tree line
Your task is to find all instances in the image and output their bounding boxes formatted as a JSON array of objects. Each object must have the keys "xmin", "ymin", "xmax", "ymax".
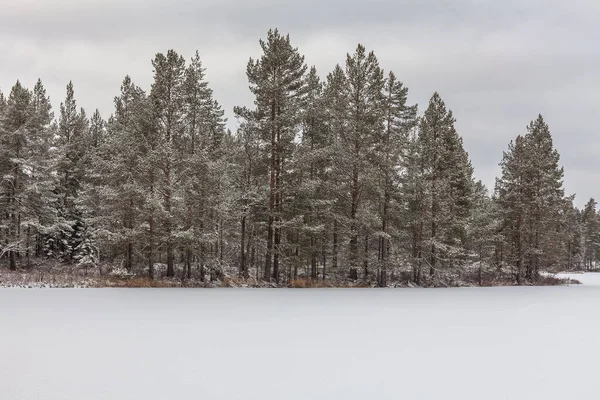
[{"xmin": 1, "ymin": 29, "xmax": 597, "ymax": 286}]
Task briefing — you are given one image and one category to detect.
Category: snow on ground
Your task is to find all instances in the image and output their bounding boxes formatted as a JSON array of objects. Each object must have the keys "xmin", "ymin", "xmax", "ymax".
[{"xmin": 1, "ymin": 274, "xmax": 599, "ymax": 400}]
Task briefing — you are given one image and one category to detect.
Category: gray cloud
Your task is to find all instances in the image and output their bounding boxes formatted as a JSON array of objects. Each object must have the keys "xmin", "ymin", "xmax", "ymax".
[{"xmin": 1, "ymin": 0, "xmax": 598, "ymax": 205}]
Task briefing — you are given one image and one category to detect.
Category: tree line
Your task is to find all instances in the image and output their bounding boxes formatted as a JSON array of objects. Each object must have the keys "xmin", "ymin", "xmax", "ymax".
[{"xmin": 1, "ymin": 29, "xmax": 598, "ymax": 286}]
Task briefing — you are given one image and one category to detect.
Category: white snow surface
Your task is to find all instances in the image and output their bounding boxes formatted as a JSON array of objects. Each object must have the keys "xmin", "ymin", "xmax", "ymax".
[{"xmin": 1, "ymin": 273, "xmax": 599, "ymax": 400}]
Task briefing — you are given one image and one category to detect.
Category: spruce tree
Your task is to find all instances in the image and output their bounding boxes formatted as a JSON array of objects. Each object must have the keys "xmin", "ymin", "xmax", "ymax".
[
  {"xmin": 181, "ymin": 50, "xmax": 227, "ymax": 281},
  {"xmin": 92, "ymin": 76, "xmax": 146, "ymax": 271},
  {"xmin": 418, "ymin": 93, "xmax": 473, "ymax": 280},
  {"xmin": 467, "ymin": 181, "xmax": 499, "ymax": 285},
  {"xmin": 377, "ymin": 71, "xmax": 417, "ymax": 286},
  {"xmin": 0, "ymin": 81, "xmax": 32, "ymax": 269},
  {"xmin": 0, "ymin": 80, "xmax": 56, "ymax": 269},
  {"xmin": 47, "ymin": 82, "xmax": 90, "ymax": 261},
  {"xmin": 560, "ymin": 196, "xmax": 583, "ymax": 271},
  {"xmin": 24, "ymin": 80, "xmax": 56, "ymax": 266}
]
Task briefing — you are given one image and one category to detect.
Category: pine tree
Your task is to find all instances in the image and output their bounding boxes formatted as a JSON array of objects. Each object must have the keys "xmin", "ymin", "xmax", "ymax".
[
  {"xmin": 581, "ymin": 198, "xmax": 599, "ymax": 270},
  {"xmin": 150, "ymin": 50, "xmax": 186, "ymax": 277},
  {"xmin": 233, "ymin": 120, "xmax": 264, "ymax": 279},
  {"xmin": 496, "ymin": 135, "xmax": 528, "ymax": 283},
  {"xmin": 496, "ymin": 115, "xmax": 565, "ymax": 282},
  {"xmin": 342, "ymin": 44, "xmax": 385, "ymax": 281},
  {"xmin": 523, "ymin": 115, "xmax": 565, "ymax": 278},
  {"xmin": 1, "ymin": 35, "xmax": 593, "ymax": 288},
  {"xmin": 235, "ymin": 28, "xmax": 308, "ymax": 283},
  {"xmin": 322, "ymin": 64, "xmax": 349, "ymax": 274}
]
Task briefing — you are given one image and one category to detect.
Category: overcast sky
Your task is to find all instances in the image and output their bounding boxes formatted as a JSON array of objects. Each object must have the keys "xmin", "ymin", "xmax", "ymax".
[{"xmin": 1, "ymin": 0, "xmax": 598, "ymax": 206}]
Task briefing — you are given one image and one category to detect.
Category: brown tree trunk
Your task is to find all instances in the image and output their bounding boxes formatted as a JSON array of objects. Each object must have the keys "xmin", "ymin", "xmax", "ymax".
[
  {"xmin": 273, "ymin": 219, "xmax": 281, "ymax": 285},
  {"xmin": 264, "ymin": 101, "xmax": 277, "ymax": 282},
  {"xmin": 349, "ymin": 162, "xmax": 359, "ymax": 279},
  {"xmin": 412, "ymin": 224, "xmax": 418, "ymax": 282},
  {"xmin": 417, "ymin": 221, "xmax": 423, "ymax": 285},
  {"xmin": 322, "ymin": 242, "xmax": 327, "ymax": 281},
  {"xmin": 478, "ymin": 244, "xmax": 483, "ymax": 287},
  {"xmin": 272, "ymin": 124, "xmax": 283, "ymax": 285},
  {"xmin": 240, "ymin": 215, "xmax": 246, "ymax": 277},
  {"xmin": 430, "ymin": 217, "xmax": 436, "ymax": 278},
  {"xmin": 332, "ymin": 220, "xmax": 339, "ymax": 269},
  {"xmin": 310, "ymin": 235, "xmax": 317, "ymax": 279},
  {"xmin": 126, "ymin": 242, "xmax": 133, "ymax": 271},
  {"xmin": 363, "ymin": 234, "xmax": 369, "ymax": 281},
  {"xmin": 148, "ymin": 215, "xmax": 154, "ymax": 280},
  {"xmin": 245, "ymin": 226, "xmax": 254, "ymax": 279},
  {"xmin": 568, "ymin": 241, "xmax": 572, "ymax": 271},
  {"xmin": 165, "ymin": 160, "xmax": 174, "ymax": 277},
  {"xmin": 9, "ymin": 250, "xmax": 16, "ymax": 271},
  {"xmin": 26, "ymin": 226, "xmax": 31, "ymax": 269},
  {"xmin": 185, "ymin": 248, "xmax": 192, "ymax": 280},
  {"xmin": 294, "ymin": 230, "xmax": 299, "ymax": 281},
  {"xmin": 9, "ymin": 163, "xmax": 18, "ymax": 270},
  {"xmin": 516, "ymin": 215, "xmax": 523, "ymax": 285}
]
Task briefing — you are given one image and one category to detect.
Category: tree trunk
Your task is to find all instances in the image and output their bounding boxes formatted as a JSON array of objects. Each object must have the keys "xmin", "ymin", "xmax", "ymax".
[
  {"xmin": 310, "ymin": 235, "xmax": 317, "ymax": 279},
  {"xmin": 272, "ymin": 125, "xmax": 283, "ymax": 285},
  {"xmin": 219, "ymin": 218, "xmax": 224, "ymax": 266},
  {"xmin": 516, "ymin": 215, "xmax": 523, "ymax": 285},
  {"xmin": 240, "ymin": 215, "xmax": 246, "ymax": 277},
  {"xmin": 9, "ymin": 250, "xmax": 16, "ymax": 271},
  {"xmin": 199, "ymin": 223, "xmax": 206, "ymax": 282},
  {"xmin": 9, "ymin": 168, "xmax": 18, "ymax": 270},
  {"xmin": 349, "ymin": 163, "xmax": 359, "ymax": 280},
  {"xmin": 417, "ymin": 221, "xmax": 423, "ymax": 285},
  {"xmin": 478, "ymin": 244, "xmax": 483, "ymax": 287},
  {"xmin": 322, "ymin": 242, "xmax": 327, "ymax": 281},
  {"xmin": 332, "ymin": 220, "xmax": 338, "ymax": 269},
  {"xmin": 148, "ymin": 211, "xmax": 154, "ymax": 280},
  {"xmin": 26, "ymin": 226, "xmax": 31, "ymax": 269},
  {"xmin": 273, "ymin": 220, "xmax": 281, "ymax": 285},
  {"xmin": 126, "ymin": 242, "xmax": 133, "ymax": 271},
  {"xmin": 294, "ymin": 230, "xmax": 299, "ymax": 281},
  {"xmin": 265, "ymin": 215, "xmax": 274, "ymax": 281},
  {"xmin": 245, "ymin": 225, "xmax": 254, "ymax": 279},
  {"xmin": 430, "ymin": 218, "xmax": 436, "ymax": 278},
  {"xmin": 165, "ymin": 159, "xmax": 174, "ymax": 277},
  {"xmin": 264, "ymin": 100, "xmax": 277, "ymax": 282},
  {"xmin": 363, "ymin": 234, "xmax": 369, "ymax": 281},
  {"xmin": 412, "ymin": 224, "xmax": 418, "ymax": 282},
  {"xmin": 186, "ymin": 248, "xmax": 192, "ymax": 280},
  {"xmin": 568, "ymin": 241, "xmax": 572, "ymax": 271}
]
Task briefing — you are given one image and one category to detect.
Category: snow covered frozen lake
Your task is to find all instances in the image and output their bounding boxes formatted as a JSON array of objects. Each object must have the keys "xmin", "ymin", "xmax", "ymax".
[{"xmin": 1, "ymin": 273, "xmax": 599, "ymax": 400}]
